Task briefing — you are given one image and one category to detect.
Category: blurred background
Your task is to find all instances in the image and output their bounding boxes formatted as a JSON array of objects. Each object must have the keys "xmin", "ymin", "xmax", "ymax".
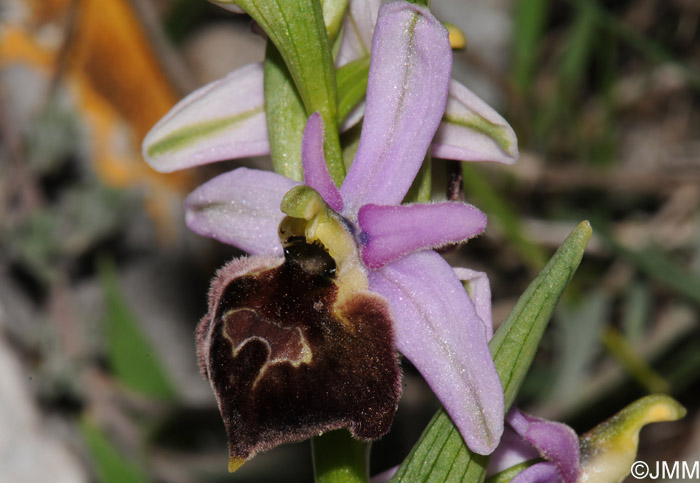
[{"xmin": 0, "ymin": 0, "xmax": 698, "ymax": 481}]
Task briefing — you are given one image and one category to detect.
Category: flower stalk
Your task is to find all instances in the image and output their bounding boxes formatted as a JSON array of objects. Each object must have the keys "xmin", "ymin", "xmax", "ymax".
[{"xmin": 312, "ymin": 430, "xmax": 370, "ymax": 483}]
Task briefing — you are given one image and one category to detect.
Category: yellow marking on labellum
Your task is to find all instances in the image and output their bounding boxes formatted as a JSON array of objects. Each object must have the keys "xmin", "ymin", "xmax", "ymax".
[
  {"xmin": 280, "ymin": 186, "xmax": 371, "ymax": 329},
  {"xmin": 280, "ymin": 187, "xmax": 355, "ymax": 265}
]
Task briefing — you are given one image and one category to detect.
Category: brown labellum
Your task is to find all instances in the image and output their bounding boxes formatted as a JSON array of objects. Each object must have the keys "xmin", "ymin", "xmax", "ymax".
[{"xmin": 195, "ymin": 242, "xmax": 402, "ymax": 469}]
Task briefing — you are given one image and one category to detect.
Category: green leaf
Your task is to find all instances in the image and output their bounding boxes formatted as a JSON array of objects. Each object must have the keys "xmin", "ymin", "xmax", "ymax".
[
  {"xmin": 392, "ymin": 222, "xmax": 592, "ymax": 482},
  {"xmin": 491, "ymin": 221, "xmax": 592, "ymax": 409},
  {"xmin": 391, "ymin": 410, "xmax": 489, "ymax": 482},
  {"xmin": 336, "ymin": 56, "xmax": 370, "ymax": 125},
  {"xmin": 99, "ymin": 258, "xmax": 177, "ymax": 400},
  {"xmin": 312, "ymin": 430, "xmax": 369, "ymax": 483},
  {"xmin": 264, "ymin": 43, "xmax": 306, "ymax": 181},
  {"xmin": 236, "ymin": 0, "xmax": 345, "ymax": 184},
  {"xmin": 559, "ymin": 2, "xmax": 596, "ymax": 87},
  {"xmin": 80, "ymin": 419, "xmax": 149, "ymax": 483},
  {"xmin": 512, "ymin": 0, "xmax": 550, "ymax": 92}
]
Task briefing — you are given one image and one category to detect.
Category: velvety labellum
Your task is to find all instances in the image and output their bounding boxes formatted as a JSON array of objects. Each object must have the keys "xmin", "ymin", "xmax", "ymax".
[{"xmin": 196, "ymin": 242, "xmax": 401, "ymax": 468}]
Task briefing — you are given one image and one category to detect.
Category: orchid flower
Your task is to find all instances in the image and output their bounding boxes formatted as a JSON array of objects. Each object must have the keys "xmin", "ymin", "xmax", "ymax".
[
  {"xmin": 142, "ymin": 0, "xmax": 519, "ymax": 174},
  {"xmin": 489, "ymin": 409, "xmax": 580, "ymax": 483},
  {"xmin": 144, "ymin": 0, "xmax": 506, "ymax": 467},
  {"xmin": 487, "ymin": 395, "xmax": 686, "ymax": 483}
]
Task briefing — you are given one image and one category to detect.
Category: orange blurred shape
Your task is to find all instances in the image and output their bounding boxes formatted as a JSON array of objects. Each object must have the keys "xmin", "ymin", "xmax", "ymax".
[
  {"xmin": 68, "ymin": 0, "xmax": 179, "ymax": 141},
  {"xmin": 2, "ymin": 0, "xmax": 195, "ymax": 240}
]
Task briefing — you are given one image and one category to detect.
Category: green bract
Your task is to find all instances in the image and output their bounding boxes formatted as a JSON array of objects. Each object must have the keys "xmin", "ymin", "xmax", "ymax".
[{"xmin": 224, "ymin": 0, "xmax": 346, "ymax": 183}]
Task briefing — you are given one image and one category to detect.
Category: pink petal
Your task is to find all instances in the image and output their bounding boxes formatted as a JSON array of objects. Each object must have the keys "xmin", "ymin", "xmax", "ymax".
[
  {"xmin": 488, "ymin": 425, "xmax": 540, "ymax": 475},
  {"xmin": 302, "ymin": 113, "xmax": 343, "ymax": 211},
  {"xmin": 358, "ymin": 202, "xmax": 486, "ymax": 268},
  {"xmin": 143, "ymin": 64, "xmax": 269, "ymax": 173},
  {"xmin": 340, "ymin": 2, "xmax": 452, "ymax": 216},
  {"xmin": 369, "ymin": 251, "xmax": 504, "ymax": 454},
  {"xmin": 432, "ymin": 80, "xmax": 519, "ymax": 164},
  {"xmin": 185, "ymin": 168, "xmax": 298, "ymax": 256},
  {"xmin": 453, "ymin": 268, "xmax": 493, "ymax": 339},
  {"xmin": 507, "ymin": 410, "xmax": 580, "ymax": 483}
]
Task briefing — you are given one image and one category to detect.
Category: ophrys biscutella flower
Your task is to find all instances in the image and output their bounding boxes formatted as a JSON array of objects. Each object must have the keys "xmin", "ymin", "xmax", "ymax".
[
  {"xmin": 196, "ymin": 188, "xmax": 403, "ymax": 471},
  {"xmin": 144, "ymin": 1, "xmax": 506, "ymax": 468}
]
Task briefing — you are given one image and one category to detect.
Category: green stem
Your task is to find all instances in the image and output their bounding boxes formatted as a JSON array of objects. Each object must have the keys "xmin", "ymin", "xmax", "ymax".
[{"xmin": 312, "ymin": 430, "xmax": 370, "ymax": 483}]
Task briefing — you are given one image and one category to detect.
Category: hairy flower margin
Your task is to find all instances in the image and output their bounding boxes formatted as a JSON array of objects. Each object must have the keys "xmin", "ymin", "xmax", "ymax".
[{"xmin": 143, "ymin": 0, "xmax": 521, "ymax": 463}]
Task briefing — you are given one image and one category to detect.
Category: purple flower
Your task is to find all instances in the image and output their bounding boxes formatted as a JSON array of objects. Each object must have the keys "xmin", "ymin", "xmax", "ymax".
[
  {"xmin": 142, "ymin": 0, "xmax": 518, "ymax": 173},
  {"xmin": 333, "ymin": 0, "xmax": 519, "ymax": 164},
  {"xmin": 489, "ymin": 409, "xmax": 580, "ymax": 483},
  {"xmin": 144, "ymin": 0, "xmax": 507, "ymax": 459}
]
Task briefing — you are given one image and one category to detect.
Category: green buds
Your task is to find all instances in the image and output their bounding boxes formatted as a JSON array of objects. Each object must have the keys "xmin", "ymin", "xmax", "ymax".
[{"xmin": 579, "ymin": 394, "xmax": 687, "ymax": 482}]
